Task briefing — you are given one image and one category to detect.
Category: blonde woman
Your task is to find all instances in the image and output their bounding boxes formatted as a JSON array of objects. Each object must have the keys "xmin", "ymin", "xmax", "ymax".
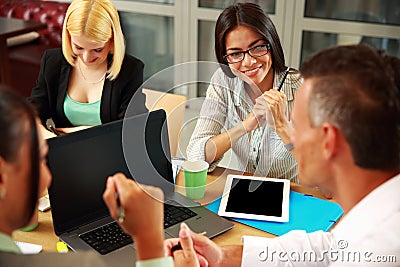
[{"xmin": 29, "ymin": 0, "xmax": 147, "ymax": 138}]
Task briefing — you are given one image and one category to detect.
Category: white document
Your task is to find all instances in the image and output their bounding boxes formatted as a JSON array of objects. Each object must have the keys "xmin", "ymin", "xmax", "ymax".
[{"xmin": 15, "ymin": 241, "xmax": 42, "ymax": 254}]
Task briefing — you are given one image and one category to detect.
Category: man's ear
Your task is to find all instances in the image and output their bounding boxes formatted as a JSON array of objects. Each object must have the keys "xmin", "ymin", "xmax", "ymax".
[
  {"xmin": 0, "ymin": 156, "xmax": 5, "ymax": 182},
  {"xmin": 0, "ymin": 157, "xmax": 7, "ymax": 200},
  {"xmin": 321, "ymin": 123, "xmax": 339, "ymax": 160}
]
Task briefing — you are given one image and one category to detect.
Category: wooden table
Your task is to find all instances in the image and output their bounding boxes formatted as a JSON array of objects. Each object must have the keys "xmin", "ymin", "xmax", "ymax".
[
  {"xmin": 0, "ymin": 17, "xmax": 46, "ymax": 86},
  {"xmin": 12, "ymin": 167, "xmax": 328, "ymax": 252},
  {"xmin": 175, "ymin": 167, "xmax": 328, "ymax": 246}
]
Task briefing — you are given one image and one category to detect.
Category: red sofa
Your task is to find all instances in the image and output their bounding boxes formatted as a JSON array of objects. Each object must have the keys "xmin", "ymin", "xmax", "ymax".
[{"xmin": 0, "ymin": 0, "xmax": 69, "ymax": 97}]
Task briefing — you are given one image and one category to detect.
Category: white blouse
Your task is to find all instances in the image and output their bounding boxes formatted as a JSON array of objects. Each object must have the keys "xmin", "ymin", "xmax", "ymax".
[{"xmin": 187, "ymin": 68, "xmax": 303, "ymax": 182}]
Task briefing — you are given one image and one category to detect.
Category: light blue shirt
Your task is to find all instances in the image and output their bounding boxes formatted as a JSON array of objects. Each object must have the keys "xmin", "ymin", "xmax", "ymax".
[
  {"xmin": 0, "ymin": 233, "xmax": 20, "ymax": 254},
  {"xmin": 0, "ymin": 232, "xmax": 173, "ymax": 266},
  {"xmin": 136, "ymin": 256, "xmax": 173, "ymax": 267},
  {"xmin": 64, "ymin": 93, "xmax": 102, "ymax": 126}
]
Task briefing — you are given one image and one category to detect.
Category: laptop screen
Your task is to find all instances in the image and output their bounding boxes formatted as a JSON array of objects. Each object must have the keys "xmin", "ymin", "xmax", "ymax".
[{"xmin": 47, "ymin": 110, "xmax": 173, "ymax": 235}]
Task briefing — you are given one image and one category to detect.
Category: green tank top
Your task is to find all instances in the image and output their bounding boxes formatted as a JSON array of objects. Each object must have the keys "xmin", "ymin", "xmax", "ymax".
[{"xmin": 64, "ymin": 93, "xmax": 102, "ymax": 126}]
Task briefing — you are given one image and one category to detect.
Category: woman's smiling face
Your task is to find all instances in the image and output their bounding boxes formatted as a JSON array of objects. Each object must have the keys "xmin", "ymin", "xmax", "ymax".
[
  {"xmin": 225, "ymin": 25, "xmax": 273, "ymax": 87},
  {"xmin": 71, "ymin": 34, "xmax": 111, "ymax": 66}
]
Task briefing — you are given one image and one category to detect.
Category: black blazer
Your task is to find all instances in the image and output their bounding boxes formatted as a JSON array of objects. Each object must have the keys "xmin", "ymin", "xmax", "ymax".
[{"xmin": 29, "ymin": 48, "xmax": 148, "ymax": 127}]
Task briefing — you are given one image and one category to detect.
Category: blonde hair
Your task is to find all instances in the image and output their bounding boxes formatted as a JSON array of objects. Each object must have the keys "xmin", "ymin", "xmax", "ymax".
[{"xmin": 62, "ymin": 0, "xmax": 125, "ymax": 80}]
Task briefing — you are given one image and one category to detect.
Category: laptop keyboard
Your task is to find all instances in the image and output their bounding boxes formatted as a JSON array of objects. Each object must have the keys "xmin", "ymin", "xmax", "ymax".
[
  {"xmin": 164, "ymin": 201, "xmax": 197, "ymax": 229},
  {"xmin": 79, "ymin": 202, "xmax": 197, "ymax": 255},
  {"xmin": 79, "ymin": 221, "xmax": 133, "ymax": 255}
]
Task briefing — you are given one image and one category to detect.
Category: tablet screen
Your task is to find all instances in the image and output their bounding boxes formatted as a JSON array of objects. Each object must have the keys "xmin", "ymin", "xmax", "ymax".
[
  {"xmin": 218, "ymin": 175, "xmax": 290, "ymax": 222},
  {"xmin": 226, "ymin": 178, "xmax": 284, "ymax": 217}
]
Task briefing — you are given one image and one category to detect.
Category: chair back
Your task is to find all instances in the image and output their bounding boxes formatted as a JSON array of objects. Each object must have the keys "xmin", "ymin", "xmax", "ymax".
[{"xmin": 143, "ymin": 88, "xmax": 186, "ymax": 157}]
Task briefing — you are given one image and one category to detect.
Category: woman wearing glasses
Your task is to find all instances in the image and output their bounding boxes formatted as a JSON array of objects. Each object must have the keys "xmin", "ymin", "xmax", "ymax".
[{"xmin": 187, "ymin": 3, "xmax": 302, "ymax": 181}]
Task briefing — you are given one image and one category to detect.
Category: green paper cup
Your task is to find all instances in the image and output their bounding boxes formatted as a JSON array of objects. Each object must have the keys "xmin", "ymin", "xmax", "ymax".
[{"xmin": 182, "ymin": 160, "xmax": 209, "ymax": 200}]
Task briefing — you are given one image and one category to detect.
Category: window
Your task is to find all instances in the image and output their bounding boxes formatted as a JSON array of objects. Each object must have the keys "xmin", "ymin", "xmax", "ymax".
[{"xmin": 110, "ymin": 0, "xmax": 399, "ymax": 98}]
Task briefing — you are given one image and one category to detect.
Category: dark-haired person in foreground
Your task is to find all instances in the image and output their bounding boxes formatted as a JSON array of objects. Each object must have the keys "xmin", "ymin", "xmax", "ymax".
[
  {"xmin": 0, "ymin": 88, "xmax": 171, "ymax": 266},
  {"xmin": 166, "ymin": 44, "xmax": 400, "ymax": 266}
]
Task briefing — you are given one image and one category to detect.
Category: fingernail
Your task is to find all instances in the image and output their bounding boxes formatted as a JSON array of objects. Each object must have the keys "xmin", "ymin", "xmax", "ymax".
[
  {"xmin": 106, "ymin": 177, "xmax": 113, "ymax": 188},
  {"xmin": 181, "ymin": 222, "xmax": 188, "ymax": 230},
  {"xmin": 180, "ymin": 229, "xmax": 188, "ymax": 238}
]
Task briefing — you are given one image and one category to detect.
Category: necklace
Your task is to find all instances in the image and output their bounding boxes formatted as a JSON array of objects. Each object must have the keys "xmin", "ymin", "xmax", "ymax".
[{"xmin": 77, "ymin": 60, "xmax": 107, "ymax": 84}]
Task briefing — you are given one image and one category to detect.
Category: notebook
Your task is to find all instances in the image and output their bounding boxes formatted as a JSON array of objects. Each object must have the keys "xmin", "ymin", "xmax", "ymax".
[
  {"xmin": 207, "ymin": 191, "xmax": 343, "ymax": 236},
  {"xmin": 47, "ymin": 110, "xmax": 233, "ymax": 266}
]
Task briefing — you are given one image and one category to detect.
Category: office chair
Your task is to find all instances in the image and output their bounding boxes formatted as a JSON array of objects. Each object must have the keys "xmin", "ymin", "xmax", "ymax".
[{"xmin": 143, "ymin": 88, "xmax": 187, "ymax": 157}]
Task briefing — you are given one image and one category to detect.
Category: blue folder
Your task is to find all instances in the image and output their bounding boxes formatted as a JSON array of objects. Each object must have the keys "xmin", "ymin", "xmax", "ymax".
[{"xmin": 206, "ymin": 191, "xmax": 343, "ymax": 236}]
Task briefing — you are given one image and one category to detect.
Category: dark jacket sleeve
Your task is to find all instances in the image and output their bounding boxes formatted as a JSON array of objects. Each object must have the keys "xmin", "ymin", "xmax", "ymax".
[
  {"xmin": 115, "ymin": 54, "xmax": 148, "ymax": 119},
  {"xmin": 27, "ymin": 48, "xmax": 70, "ymax": 127},
  {"xmin": 28, "ymin": 50, "xmax": 52, "ymax": 126}
]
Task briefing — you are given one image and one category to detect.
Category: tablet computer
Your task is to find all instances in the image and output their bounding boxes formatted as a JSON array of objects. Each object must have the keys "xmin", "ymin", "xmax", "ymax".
[{"xmin": 218, "ymin": 175, "xmax": 290, "ymax": 222}]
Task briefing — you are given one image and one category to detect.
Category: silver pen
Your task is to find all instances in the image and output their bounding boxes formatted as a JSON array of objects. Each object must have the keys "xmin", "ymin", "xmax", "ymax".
[{"xmin": 115, "ymin": 191, "xmax": 125, "ymax": 223}]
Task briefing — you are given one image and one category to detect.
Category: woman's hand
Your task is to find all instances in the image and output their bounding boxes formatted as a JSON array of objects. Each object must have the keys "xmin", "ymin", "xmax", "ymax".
[
  {"xmin": 56, "ymin": 125, "xmax": 92, "ymax": 134},
  {"xmin": 103, "ymin": 173, "xmax": 165, "ymax": 260},
  {"xmin": 261, "ymin": 89, "xmax": 289, "ymax": 131},
  {"xmin": 243, "ymin": 89, "xmax": 287, "ymax": 131}
]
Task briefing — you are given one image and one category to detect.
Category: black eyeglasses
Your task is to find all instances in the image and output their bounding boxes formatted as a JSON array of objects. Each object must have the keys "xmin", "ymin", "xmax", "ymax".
[{"xmin": 223, "ymin": 43, "xmax": 271, "ymax": 64}]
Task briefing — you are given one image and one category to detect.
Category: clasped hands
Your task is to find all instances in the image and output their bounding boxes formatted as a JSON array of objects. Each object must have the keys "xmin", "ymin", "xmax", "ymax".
[{"xmin": 243, "ymin": 88, "xmax": 289, "ymax": 133}]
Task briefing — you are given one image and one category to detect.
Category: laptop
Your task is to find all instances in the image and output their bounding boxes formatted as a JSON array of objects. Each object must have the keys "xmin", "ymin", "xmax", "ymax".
[{"xmin": 47, "ymin": 110, "xmax": 233, "ymax": 266}]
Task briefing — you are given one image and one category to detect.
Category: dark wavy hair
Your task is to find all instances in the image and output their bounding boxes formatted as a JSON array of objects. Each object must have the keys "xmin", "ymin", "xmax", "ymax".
[
  {"xmin": 215, "ymin": 3, "xmax": 286, "ymax": 77},
  {"xmin": 301, "ymin": 44, "xmax": 400, "ymax": 171},
  {"xmin": 0, "ymin": 87, "xmax": 39, "ymax": 225}
]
